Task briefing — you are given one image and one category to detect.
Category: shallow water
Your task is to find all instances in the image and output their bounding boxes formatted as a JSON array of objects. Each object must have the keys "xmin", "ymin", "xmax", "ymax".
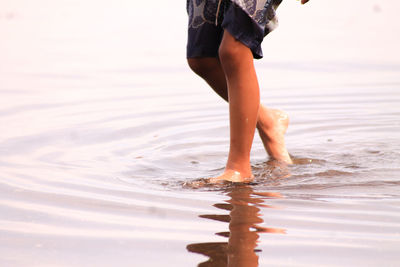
[{"xmin": 1, "ymin": 0, "xmax": 400, "ymax": 266}]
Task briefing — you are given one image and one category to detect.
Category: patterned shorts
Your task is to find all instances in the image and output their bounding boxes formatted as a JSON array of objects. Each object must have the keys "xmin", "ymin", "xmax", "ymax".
[{"xmin": 186, "ymin": 0, "xmax": 282, "ymax": 59}]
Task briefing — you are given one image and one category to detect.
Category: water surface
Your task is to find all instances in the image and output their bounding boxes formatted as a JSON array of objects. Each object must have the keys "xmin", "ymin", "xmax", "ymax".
[{"xmin": 1, "ymin": 0, "xmax": 400, "ymax": 266}]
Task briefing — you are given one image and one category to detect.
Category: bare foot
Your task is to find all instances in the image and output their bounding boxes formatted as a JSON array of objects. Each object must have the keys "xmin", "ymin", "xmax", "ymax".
[
  {"xmin": 257, "ymin": 105, "xmax": 293, "ymax": 164},
  {"xmin": 208, "ymin": 169, "xmax": 254, "ymax": 184}
]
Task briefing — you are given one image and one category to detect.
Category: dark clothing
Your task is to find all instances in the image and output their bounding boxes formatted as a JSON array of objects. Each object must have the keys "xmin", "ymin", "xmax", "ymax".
[{"xmin": 186, "ymin": 0, "xmax": 282, "ymax": 59}]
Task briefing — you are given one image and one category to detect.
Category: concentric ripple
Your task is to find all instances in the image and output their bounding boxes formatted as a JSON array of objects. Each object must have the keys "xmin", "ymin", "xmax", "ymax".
[{"xmin": 1, "ymin": 0, "xmax": 400, "ymax": 266}]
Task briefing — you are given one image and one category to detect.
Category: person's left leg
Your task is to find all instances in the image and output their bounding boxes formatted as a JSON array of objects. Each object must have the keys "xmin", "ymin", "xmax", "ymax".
[{"xmin": 187, "ymin": 57, "xmax": 228, "ymax": 101}]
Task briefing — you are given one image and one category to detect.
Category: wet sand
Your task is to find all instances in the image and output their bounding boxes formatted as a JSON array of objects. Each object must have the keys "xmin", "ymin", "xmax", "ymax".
[{"xmin": 1, "ymin": 0, "xmax": 400, "ymax": 266}]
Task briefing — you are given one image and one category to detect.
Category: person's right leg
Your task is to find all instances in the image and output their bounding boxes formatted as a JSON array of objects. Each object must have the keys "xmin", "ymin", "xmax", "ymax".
[
  {"xmin": 216, "ymin": 30, "xmax": 260, "ymax": 181},
  {"xmin": 187, "ymin": 57, "xmax": 292, "ymax": 164}
]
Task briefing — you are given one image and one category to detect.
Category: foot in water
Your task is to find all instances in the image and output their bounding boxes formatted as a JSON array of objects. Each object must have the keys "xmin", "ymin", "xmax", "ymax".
[
  {"xmin": 207, "ymin": 106, "xmax": 292, "ymax": 184},
  {"xmin": 257, "ymin": 105, "xmax": 293, "ymax": 164},
  {"xmin": 208, "ymin": 169, "xmax": 254, "ymax": 184}
]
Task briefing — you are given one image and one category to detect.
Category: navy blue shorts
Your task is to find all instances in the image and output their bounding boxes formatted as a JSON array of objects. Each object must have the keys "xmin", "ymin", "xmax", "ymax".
[{"xmin": 186, "ymin": 0, "xmax": 281, "ymax": 59}]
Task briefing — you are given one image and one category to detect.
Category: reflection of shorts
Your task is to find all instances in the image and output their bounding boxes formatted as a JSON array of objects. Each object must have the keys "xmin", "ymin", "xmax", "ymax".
[{"xmin": 186, "ymin": 0, "xmax": 281, "ymax": 59}]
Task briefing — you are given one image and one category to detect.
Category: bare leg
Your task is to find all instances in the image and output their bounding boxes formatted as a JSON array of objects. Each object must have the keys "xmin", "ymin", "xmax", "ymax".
[
  {"xmin": 187, "ymin": 34, "xmax": 292, "ymax": 182},
  {"xmin": 210, "ymin": 31, "xmax": 260, "ymax": 182},
  {"xmin": 257, "ymin": 105, "xmax": 292, "ymax": 163},
  {"xmin": 188, "ymin": 61, "xmax": 292, "ymax": 163},
  {"xmin": 187, "ymin": 57, "xmax": 228, "ymax": 101}
]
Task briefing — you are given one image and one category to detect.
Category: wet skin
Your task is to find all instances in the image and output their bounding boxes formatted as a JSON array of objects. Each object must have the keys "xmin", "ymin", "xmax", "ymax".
[
  {"xmin": 187, "ymin": 1, "xmax": 310, "ymax": 182},
  {"xmin": 188, "ymin": 32, "xmax": 291, "ymax": 183}
]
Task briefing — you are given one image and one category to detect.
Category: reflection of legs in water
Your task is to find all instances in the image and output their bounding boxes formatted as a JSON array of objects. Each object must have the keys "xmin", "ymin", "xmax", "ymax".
[
  {"xmin": 187, "ymin": 185, "xmax": 286, "ymax": 267},
  {"xmin": 226, "ymin": 186, "xmax": 261, "ymax": 266},
  {"xmin": 188, "ymin": 33, "xmax": 292, "ymax": 183}
]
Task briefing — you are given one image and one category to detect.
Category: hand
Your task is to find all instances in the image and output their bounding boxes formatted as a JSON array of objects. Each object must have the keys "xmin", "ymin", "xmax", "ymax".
[{"xmin": 300, "ymin": 0, "xmax": 310, "ymax": 4}]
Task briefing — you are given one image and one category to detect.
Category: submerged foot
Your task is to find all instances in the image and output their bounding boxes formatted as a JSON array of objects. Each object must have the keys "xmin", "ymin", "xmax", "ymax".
[
  {"xmin": 208, "ymin": 169, "xmax": 254, "ymax": 184},
  {"xmin": 183, "ymin": 170, "xmax": 254, "ymax": 189},
  {"xmin": 257, "ymin": 106, "xmax": 293, "ymax": 164}
]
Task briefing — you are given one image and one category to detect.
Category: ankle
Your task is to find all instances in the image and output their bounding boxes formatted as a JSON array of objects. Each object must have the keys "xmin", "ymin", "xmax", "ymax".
[
  {"xmin": 223, "ymin": 169, "xmax": 254, "ymax": 182},
  {"xmin": 225, "ymin": 161, "xmax": 252, "ymax": 178}
]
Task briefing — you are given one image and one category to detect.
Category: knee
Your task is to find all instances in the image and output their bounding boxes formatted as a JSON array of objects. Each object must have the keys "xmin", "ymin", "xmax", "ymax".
[
  {"xmin": 187, "ymin": 58, "xmax": 204, "ymax": 75},
  {"xmin": 187, "ymin": 58, "xmax": 213, "ymax": 78},
  {"xmin": 218, "ymin": 41, "xmax": 242, "ymax": 69}
]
